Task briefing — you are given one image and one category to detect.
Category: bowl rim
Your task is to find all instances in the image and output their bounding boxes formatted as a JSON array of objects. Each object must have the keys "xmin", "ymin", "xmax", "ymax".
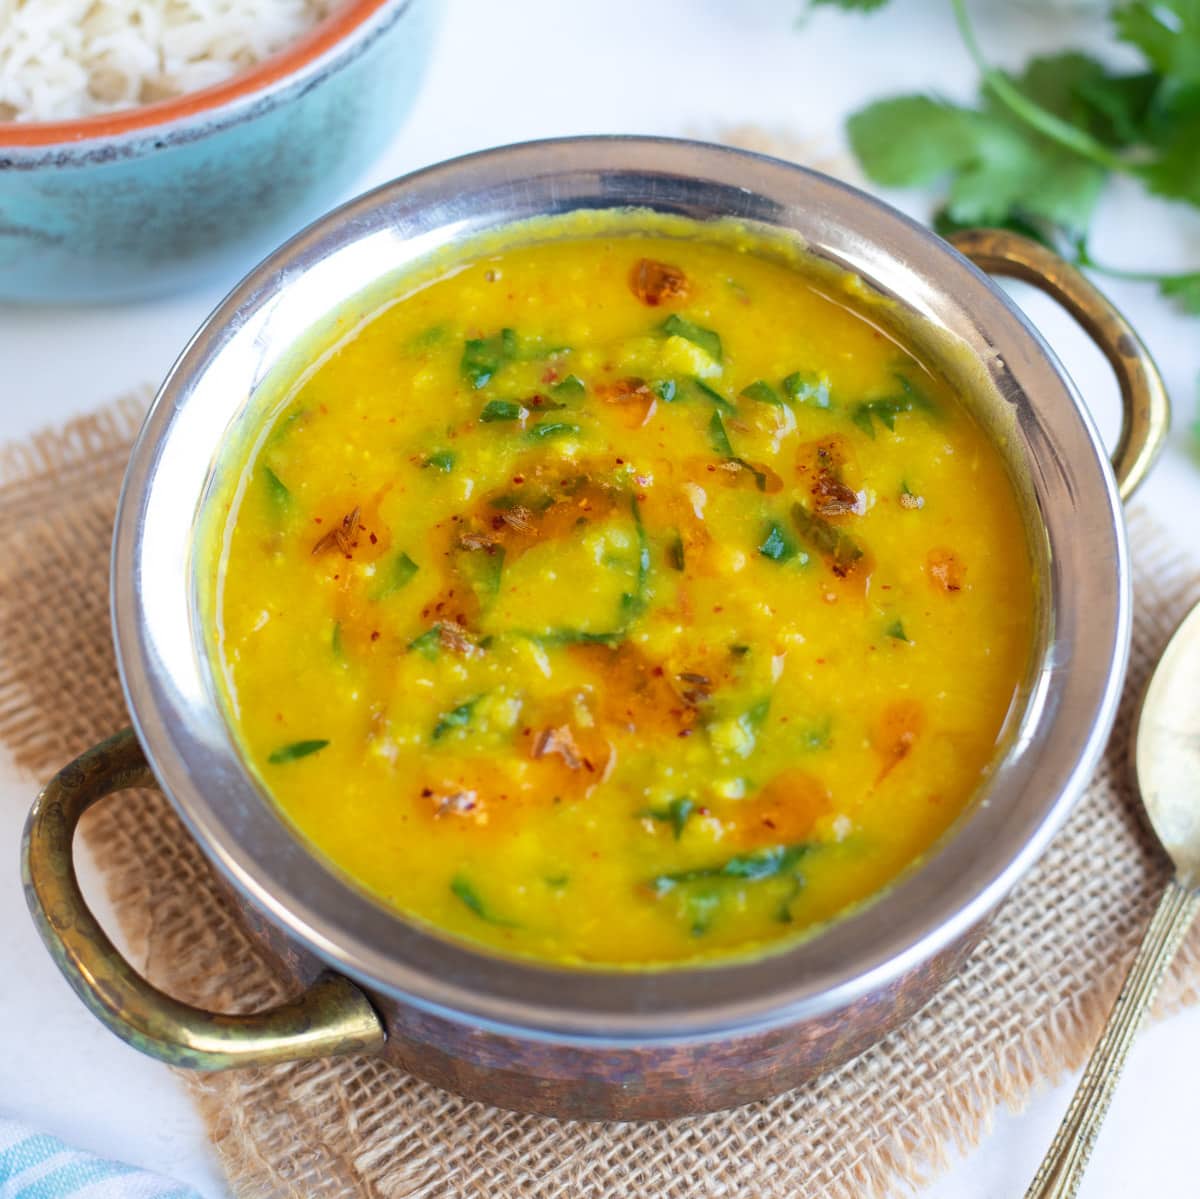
[
  {"xmin": 0, "ymin": 0, "xmax": 407, "ymax": 150},
  {"xmin": 112, "ymin": 135, "xmax": 1130, "ymax": 1046}
]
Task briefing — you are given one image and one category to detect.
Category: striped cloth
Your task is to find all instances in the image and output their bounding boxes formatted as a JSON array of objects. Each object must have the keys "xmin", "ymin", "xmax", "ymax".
[{"xmin": 0, "ymin": 1122, "xmax": 202, "ymax": 1199}]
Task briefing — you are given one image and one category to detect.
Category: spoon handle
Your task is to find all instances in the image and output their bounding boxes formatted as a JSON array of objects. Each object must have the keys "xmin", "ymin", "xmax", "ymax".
[{"xmin": 1025, "ymin": 876, "xmax": 1200, "ymax": 1199}]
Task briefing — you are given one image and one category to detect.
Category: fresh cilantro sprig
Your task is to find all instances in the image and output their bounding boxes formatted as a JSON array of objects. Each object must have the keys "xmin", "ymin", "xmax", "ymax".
[{"xmin": 840, "ymin": 0, "xmax": 1200, "ymax": 317}]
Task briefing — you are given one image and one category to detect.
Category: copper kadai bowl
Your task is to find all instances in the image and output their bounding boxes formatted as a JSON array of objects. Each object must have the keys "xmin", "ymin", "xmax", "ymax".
[{"xmin": 21, "ymin": 137, "xmax": 1169, "ymax": 1120}]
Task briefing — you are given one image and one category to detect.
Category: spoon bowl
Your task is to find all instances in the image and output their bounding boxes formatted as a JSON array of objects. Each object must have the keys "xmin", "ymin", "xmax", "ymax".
[
  {"xmin": 1027, "ymin": 598, "xmax": 1200, "ymax": 1199},
  {"xmin": 1135, "ymin": 603, "xmax": 1200, "ymax": 885}
]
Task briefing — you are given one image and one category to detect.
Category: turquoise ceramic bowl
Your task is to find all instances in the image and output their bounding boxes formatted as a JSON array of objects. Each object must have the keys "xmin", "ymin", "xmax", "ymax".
[{"xmin": 0, "ymin": 0, "xmax": 436, "ymax": 302}]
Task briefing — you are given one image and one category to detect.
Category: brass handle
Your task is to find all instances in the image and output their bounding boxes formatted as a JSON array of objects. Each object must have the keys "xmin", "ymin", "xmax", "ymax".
[
  {"xmin": 948, "ymin": 228, "xmax": 1170, "ymax": 502},
  {"xmin": 21, "ymin": 728, "xmax": 386, "ymax": 1070},
  {"xmin": 1025, "ymin": 876, "xmax": 1200, "ymax": 1199}
]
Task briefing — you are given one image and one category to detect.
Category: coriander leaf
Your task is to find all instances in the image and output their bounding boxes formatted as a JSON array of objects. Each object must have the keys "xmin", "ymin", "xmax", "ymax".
[
  {"xmin": 886, "ymin": 619, "xmax": 909, "ymax": 642},
  {"xmin": 661, "ymin": 314, "xmax": 723, "ymax": 362},
  {"xmin": 422, "ymin": 450, "xmax": 455, "ymax": 472},
  {"xmin": 1140, "ymin": 111, "xmax": 1200, "ymax": 204},
  {"xmin": 1160, "ymin": 271, "xmax": 1200, "ymax": 313},
  {"xmin": 1114, "ymin": 0, "xmax": 1200, "ymax": 88},
  {"xmin": 268, "ymin": 739, "xmax": 329, "ymax": 764},
  {"xmin": 847, "ymin": 96, "xmax": 984, "ymax": 187}
]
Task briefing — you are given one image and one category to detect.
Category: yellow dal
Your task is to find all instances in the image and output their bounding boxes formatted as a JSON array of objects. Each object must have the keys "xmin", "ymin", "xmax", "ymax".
[{"xmin": 207, "ymin": 221, "xmax": 1034, "ymax": 966}]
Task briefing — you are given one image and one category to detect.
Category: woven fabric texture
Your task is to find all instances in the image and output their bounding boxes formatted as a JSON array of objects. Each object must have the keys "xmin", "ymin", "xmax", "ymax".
[{"xmin": 2, "ymin": 401, "xmax": 1199, "ymax": 1199}]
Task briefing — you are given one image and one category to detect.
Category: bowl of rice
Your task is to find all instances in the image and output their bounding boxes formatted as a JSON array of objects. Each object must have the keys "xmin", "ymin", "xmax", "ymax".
[{"xmin": 0, "ymin": 0, "xmax": 436, "ymax": 301}]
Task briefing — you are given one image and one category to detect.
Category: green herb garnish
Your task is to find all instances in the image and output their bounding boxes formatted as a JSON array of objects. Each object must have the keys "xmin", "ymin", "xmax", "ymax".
[
  {"xmin": 462, "ymin": 328, "xmax": 517, "ymax": 389},
  {"xmin": 758, "ymin": 521, "xmax": 801, "ymax": 563},
  {"xmin": 653, "ymin": 843, "xmax": 811, "ymax": 892},
  {"xmin": 422, "ymin": 450, "xmax": 455, "ymax": 472},
  {"xmin": 527, "ymin": 421, "xmax": 580, "ymax": 440},
  {"xmin": 651, "ymin": 378, "xmax": 678, "ymax": 402},
  {"xmin": 268, "ymin": 739, "xmax": 329, "ymax": 765},
  {"xmin": 791, "ymin": 503, "xmax": 864, "ymax": 573},
  {"xmin": 640, "ymin": 796, "xmax": 697, "ymax": 840},
  {"xmin": 480, "ymin": 399, "xmax": 525, "ymax": 423},
  {"xmin": 851, "ymin": 375, "xmax": 935, "ymax": 438},
  {"xmin": 552, "ymin": 374, "xmax": 586, "ymax": 401},
  {"xmin": 432, "ymin": 696, "xmax": 481, "ymax": 741},
  {"xmin": 689, "ymin": 376, "xmax": 736, "ymax": 412},
  {"xmin": 331, "ymin": 620, "xmax": 344, "ymax": 662},
  {"xmin": 370, "ymin": 551, "xmax": 418, "ymax": 599},
  {"xmin": 886, "ymin": 619, "xmax": 910, "ymax": 642},
  {"xmin": 407, "ymin": 626, "xmax": 441, "ymax": 659},
  {"xmin": 661, "ymin": 314, "xmax": 723, "ymax": 362},
  {"xmin": 708, "ymin": 409, "xmax": 734, "ymax": 457},
  {"xmin": 262, "ymin": 466, "xmax": 291, "ymax": 512},
  {"xmin": 783, "ymin": 371, "xmax": 832, "ymax": 409},
  {"xmin": 450, "ymin": 875, "xmax": 517, "ymax": 926},
  {"xmin": 740, "ymin": 379, "xmax": 784, "ymax": 406}
]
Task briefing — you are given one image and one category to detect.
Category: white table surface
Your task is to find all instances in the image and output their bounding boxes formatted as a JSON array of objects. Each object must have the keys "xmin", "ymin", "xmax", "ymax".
[{"xmin": 3, "ymin": 2, "xmax": 1200, "ymax": 1195}]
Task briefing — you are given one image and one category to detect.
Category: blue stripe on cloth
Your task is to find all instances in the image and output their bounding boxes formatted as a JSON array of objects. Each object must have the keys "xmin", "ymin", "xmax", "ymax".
[
  {"xmin": 13, "ymin": 1159, "xmax": 138, "ymax": 1199},
  {"xmin": 0, "ymin": 1136, "xmax": 61, "ymax": 1186}
]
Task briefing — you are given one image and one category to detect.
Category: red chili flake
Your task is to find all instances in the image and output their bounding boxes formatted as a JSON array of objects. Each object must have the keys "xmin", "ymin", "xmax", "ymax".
[
  {"xmin": 314, "ymin": 517, "xmax": 323, "ymax": 524},
  {"xmin": 512, "ymin": 474, "xmax": 525, "ymax": 484},
  {"xmin": 370, "ymin": 631, "xmax": 380, "ymax": 641},
  {"xmin": 369, "ymin": 532, "xmax": 378, "ymax": 545}
]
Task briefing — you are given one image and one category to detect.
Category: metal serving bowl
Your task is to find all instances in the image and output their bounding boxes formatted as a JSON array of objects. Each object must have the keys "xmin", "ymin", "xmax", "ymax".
[{"xmin": 21, "ymin": 137, "xmax": 1168, "ymax": 1120}]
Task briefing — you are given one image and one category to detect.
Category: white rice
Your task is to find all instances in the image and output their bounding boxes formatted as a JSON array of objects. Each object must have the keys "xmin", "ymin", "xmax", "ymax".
[{"xmin": 0, "ymin": 0, "xmax": 342, "ymax": 123}]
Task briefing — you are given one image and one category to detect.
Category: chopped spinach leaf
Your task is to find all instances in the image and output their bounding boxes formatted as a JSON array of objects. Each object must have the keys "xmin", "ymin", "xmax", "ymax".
[
  {"xmin": 331, "ymin": 621, "xmax": 344, "ymax": 662},
  {"xmin": 422, "ymin": 450, "xmax": 455, "ymax": 472},
  {"xmin": 527, "ymin": 421, "xmax": 580, "ymax": 441},
  {"xmin": 262, "ymin": 466, "xmax": 291, "ymax": 512},
  {"xmin": 708, "ymin": 409, "xmax": 734, "ymax": 457},
  {"xmin": 407, "ymin": 626, "xmax": 441, "ymax": 659},
  {"xmin": 552, "ymin": 374, "xmax": 586, "ymax": 401},
  {"xmin": 653, "ymin": 843, "xmax": 811, "ymax": 892},
  {"xmin": 740, "ymin": 379, "xmax": 785, "ymax": 406},
  {"xmin": 661, "ymin": 314, "xmax": 723, "ymax": 362},
  {"xmin": 791, "ymin": 503, "xmax": 865, "ymax": 573},
  {"xmin": 544, "ymin": 874, "xmax": 570, "ymax": 889},
  {"xmin": 370, "ymin": 551, "xmax": 419, "ymax": 599},
  {"xmin": 689, "ymin": 376, "xmax": 736, "ymax": 412},
  {"xmin": 886, "ymin": 619, "xmax": 910, "ymax": 642},
  {"xmin": 268, "ymin": 739, "xmax": 329, "ymax": 765},
  {"xmin": 744, "ymin": 697, "xmax": 772, "ymax": 732},
  {"xmin": 758, "ymin": 521, "xmax": 801, "ymax": 563},
  {"xmin": 783, "ymin": 371, "xmax": 832, "ymax": 409},
  {"xmin": 852, "ymin": 374, "xmax": 935, "ymax": 437},
  {"xmin": 462, "ymin": 328, "xmax": 517, "ymax": 389},
  {"xmin": 480, "ymin": 399, "xmax": 525, "ymax": 423},
  {"xmin": 652, "ymin": 378, "xmax": 678, "ymax": 402},
  {"xmin": 450, "ymin": 875, "xmax": 517, "ymax": 926},
  {"xmin": 776, "ymin": 876, "xmax": 805, "ymax": 924},
  {"xmin": 640, "ymin": 796, "xmax": 697, "ymax": 840},
  {"xmin": 432, "ymin": 696, "xmax": 481, "ymax": 741},
  {"xmin": 620, "ymin": 495, "xmax": 651, "ymax": 620},
  {"xmin": 458, "ymin": 542, "xmax": 505, "ymax": 606}
]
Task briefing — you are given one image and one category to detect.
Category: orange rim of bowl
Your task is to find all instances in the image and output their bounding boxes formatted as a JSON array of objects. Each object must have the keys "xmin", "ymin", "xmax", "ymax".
[{"xmin": 0, "ymin": 0, "xmax": 396, "ymax": 148}]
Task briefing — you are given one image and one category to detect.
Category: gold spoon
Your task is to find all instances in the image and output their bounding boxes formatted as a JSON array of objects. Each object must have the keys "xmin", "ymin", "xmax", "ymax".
[{"xmin": 1026, "ymin": 600, "xmax": 1200, "ymax": 1199}]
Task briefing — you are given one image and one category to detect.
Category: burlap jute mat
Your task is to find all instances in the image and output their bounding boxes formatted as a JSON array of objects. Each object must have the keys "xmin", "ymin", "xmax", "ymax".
[{"xmin": 3, "ymin": 397, "xmax": 1200, "ymax": 1199}]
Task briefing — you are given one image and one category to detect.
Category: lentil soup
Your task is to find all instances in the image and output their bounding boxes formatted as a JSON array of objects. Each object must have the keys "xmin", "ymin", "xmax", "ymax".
[{"xmin": 204, "ymin": 215, "xmax": 1035, "ymax": 966}]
